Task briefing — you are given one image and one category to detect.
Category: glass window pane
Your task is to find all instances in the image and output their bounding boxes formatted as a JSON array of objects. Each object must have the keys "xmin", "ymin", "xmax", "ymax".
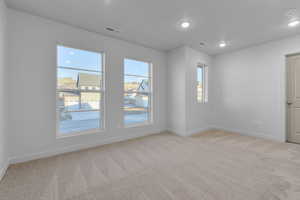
[
  {"xmin": 57, "ymin": 68, "xmax": 102, "ymax": 90},
  {"xmin": 57, "ymin": 92, "xmax": 79, "ymax": 111},
  {"xmin": 124, "ymin": 75, "xmax": 149, "ymax": 92},
  {"xmin": 197, "ymin": 67, "xmax": 203, "ymax": 102},
  {"xmin": 57, "ymin": 46, "xmax": 102, "ymax": 72},
  {"xmin": 197, "ymin": 87, "xmax": 203, "ymax": 102},
  {"xmin": 124, "ymin": 59, "xmax": 149, "ymax": 77},
  {"xmin": 57, "ymin": 92, "xmax": 101, "ymax": 111},
  {"xmin": 204, "ymin": 67, "xmax": 208, "ymax": 102},
  {"xmin": 124, "ymin": 93, "xmax": 149, "ymax": 125},
  {"xmin": 197, "ymin": 67, "xmax": 203, "ymax": 83},
  {"xmin": 80, "ymin": 92, "xmax": 101, "ymax": 110},
  {"xmin": 59, "ymin": 110, "xmax": 100, "ymax": 134},
  {"xmin": 57, "ymin": 45, "xmax": 104, "ymax": 136},
  {"xmin": 123, "ymin": 58, "xmax": 151, "ymax": 126}
]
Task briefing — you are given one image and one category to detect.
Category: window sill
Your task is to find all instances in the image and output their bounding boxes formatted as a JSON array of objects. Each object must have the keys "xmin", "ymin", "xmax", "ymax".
[{"xmin": 56, "ymin": 128, "xmax": 105, "ymax": 139}]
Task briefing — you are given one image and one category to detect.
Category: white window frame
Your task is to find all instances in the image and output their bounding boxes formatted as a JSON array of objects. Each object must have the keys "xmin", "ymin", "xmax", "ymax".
[
  {"xmin": 123, "ymin": 58, "xmax": 153, "ymax": 128},
  {"xmin": 197, "ymin": 63, "xmax": 208, "ymax": 103},
  {"xmin": 56, "ymin": 45, "xmax": 105, "ymax": 138}
]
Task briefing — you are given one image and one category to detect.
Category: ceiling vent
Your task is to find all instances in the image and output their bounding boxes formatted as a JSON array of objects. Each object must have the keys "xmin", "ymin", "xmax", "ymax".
[
  {"xmin": 199, "ymin": 42, "xmax": 206, "ymax": 48},
  {"xmin": 105, "ymin": 27, "xmax": 120, "ymax": 33}
]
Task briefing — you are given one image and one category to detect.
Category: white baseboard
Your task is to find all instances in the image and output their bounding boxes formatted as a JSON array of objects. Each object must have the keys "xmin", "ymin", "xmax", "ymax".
[
  {"xmin": 167, "ymin": 126, "xmax": 214, "ymax": 137},
  {"xmin": 0, "ymin": 159, "xmax": 9, "ymax": 182},
  {"xmin": 167, "ymin": 129, "xmax": 186, "ymax": 136},
  {"xmin": 7, "ymin": 126, "xmax": 285, "ymax": 166},
  {"xmin": 213, "ymin": 126, "xmax": 285, "ymax": 142},
  {"xmin": 10, "ymin": 130, "xmax": 165, "ymax": 164},
  {"xmin": 186, "ymin": 127, "xmax": 216, "ymax": 136},
  {"xmin": 168, "ymin": 125, "xmax": 285, "ymax": 142}
]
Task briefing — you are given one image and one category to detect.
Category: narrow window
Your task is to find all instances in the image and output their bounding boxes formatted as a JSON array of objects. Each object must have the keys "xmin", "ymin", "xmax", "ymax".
[
  {"xmin": 197, "ymin": 64, "xmax": 208, "ymax": 103},
  {"xmin": 124, "ymin": 58, "xmax": 152, "ymax": 126},
  {"xmin": 56, "ymin": 45, "xmax": 104, "ymax": 136}
]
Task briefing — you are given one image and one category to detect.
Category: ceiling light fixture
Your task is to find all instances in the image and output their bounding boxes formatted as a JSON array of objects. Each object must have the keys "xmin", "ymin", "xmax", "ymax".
[
  {"xmin": 181, "ymin": 21, "xmax": 190, "ymax": 29},
  {"xmin": 288, "ymin": 20, "xmax": 300, "ymax": 27},
  {"xmin": 219, "ymin": 41, "xmax": 227, "ymax": 48}
]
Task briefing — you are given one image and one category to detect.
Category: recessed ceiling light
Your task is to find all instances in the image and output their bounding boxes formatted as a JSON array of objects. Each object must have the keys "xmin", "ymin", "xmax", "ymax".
[
  {"xmin": 104, "ymin": 0, "xmax": 111, "ymax": 5},
  {"xmin": 219, "ymin": 41, "xmax": 227, "ymax": 48},
  {"xmin": 288, "ymin": 20, "xmax": 300, "ymax": 27},
  {"xmin": 181, "ymin": 21, "xmax": 190, "ymax": 29}
]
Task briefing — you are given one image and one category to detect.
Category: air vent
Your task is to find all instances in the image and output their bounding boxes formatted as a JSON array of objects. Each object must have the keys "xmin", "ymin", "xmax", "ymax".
[{"xmin": 105, "ymin": 27, "xmax": 120, "ymax": 33}]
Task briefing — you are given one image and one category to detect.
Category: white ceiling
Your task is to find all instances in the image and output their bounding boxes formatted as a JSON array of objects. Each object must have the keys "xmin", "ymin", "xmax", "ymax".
[{"xmin": 5, "ymin": 0, "xmax": 300, "ymax": 55}]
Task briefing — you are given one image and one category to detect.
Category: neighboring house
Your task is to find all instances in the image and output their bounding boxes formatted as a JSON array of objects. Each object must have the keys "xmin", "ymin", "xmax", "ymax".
[
  {"xmin": 57, "ymin": 77, "xmax": 76, "ymax": 89},
  {"xmin": 77, "ymin": 73, "xmax": 101, "ymax": 90},
  {"xmin": 58, "ymin": 73, "xmax": 101, "ymax": 119},
  {"xmin": 57, "ymin": 78, "xmax": 77, "ymax": 111},
  {"xmin": 77, "ymin": 73, "xmax": 101, "ymax": 110},
  {"xmin": 59, "ymin": 73, "xmax": 148, "ymax": 115}
]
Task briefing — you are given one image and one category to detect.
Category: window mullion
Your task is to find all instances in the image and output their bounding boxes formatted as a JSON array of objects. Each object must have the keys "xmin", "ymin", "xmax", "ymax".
[
  {"xmin": 58, "ymin": 66, "xmax": 102, "ymax": 73},
  {"xmin": 63, "ymin": 109, "xmax": 100, "ymax": 113},
  {"xmin": 57, "ymin": 89, "xmax": 104, "ymax": 93}
]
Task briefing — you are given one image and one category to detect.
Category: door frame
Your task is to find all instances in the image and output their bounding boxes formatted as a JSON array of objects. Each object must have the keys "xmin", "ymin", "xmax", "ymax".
[{"xmin": 285, "ymin": 53, "xmax": 300, "ymax": 143}]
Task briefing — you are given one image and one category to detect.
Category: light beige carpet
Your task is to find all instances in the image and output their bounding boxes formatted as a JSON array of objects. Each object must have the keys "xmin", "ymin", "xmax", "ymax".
[{"xmin": 1, "ymin": 130, "xmax": 300, "ymax": 200}]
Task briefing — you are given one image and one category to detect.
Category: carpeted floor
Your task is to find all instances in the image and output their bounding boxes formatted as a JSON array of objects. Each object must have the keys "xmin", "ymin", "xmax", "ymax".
[{"xmin": 1, "ymin": 130, "xmax": 300, "ymax": 200}]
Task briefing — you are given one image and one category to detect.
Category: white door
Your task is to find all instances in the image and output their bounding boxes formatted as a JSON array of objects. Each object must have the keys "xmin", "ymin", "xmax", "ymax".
[{"xmin": 287, "ymin": 54, "xmax": 300, "ymax": 144}]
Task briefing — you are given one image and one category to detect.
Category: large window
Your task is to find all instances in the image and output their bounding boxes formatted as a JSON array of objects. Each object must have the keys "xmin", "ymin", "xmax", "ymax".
[
  {"xmin": 56, "ymin": 45, "xmax": 104, "ymax": 136},
  {"xmin": 197, "ymin": 64, "xmax": 208, "ymax": 103},
  {"xmin": 124, "ymin": 58, "xmax": 152, "ymax": 126}
]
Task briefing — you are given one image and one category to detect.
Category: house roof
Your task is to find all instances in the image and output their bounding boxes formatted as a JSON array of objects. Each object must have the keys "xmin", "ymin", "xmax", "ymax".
[
  {"xmin": 77, "ymin": 73, "xmax": 101, "ymax": 88},
  {"xmin": 57, "ymin": 77, "xmax": 76, "ymax": 89}
]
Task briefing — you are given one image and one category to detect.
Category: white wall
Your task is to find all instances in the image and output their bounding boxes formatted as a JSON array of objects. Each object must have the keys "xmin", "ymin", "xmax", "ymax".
[
  {"xmin": 0, "ymin": 0, "xmax": 8, "ymax": 177},
  {"xmin": 212, "ymin": 35, "xmax": 300, "ymax": 142},
  {"xmin": 167, "ymin": 47, "xmax": 187, "ymax": 135},
  {"xmin": 167, "ymin": 46, "xmax": 213, "ymax": 136},
  {"xmin": 7, "ymin": 9, "xmax": 167, "ymax": 163}
]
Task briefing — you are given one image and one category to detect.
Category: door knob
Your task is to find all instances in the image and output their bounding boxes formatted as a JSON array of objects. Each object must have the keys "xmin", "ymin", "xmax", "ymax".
[{"xmin": 287, "ymin": 101, "xmax": 293, "ymax": 105}]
